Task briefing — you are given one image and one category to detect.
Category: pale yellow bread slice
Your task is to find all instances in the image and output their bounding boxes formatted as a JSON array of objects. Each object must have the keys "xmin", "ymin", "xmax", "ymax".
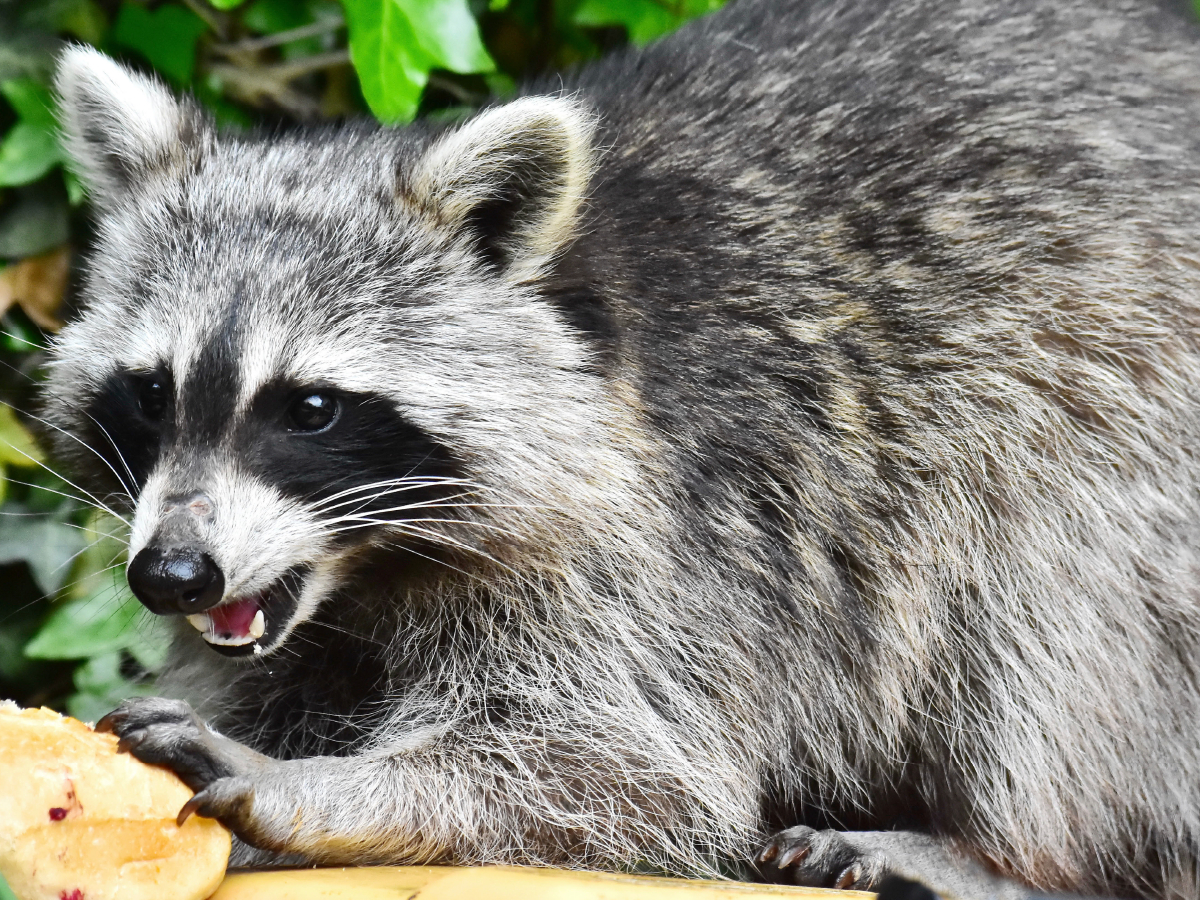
[{"xmin": 0, "ymin": 702, "xmax": 231, "ymax": 900}]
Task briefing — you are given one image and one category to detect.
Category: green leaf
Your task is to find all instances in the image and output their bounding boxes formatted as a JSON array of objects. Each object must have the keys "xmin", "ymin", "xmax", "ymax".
[
  {"xmin": 210, "ymin": 0, "xmax": 248, "ymax": 8},
  {"xmin": 0, "ymin": 79, "xmax": 63, "ymax": 187},
  {"xmin": 0, "ymin": 870, "xmax": 17, "ymax": 900},
  {"xmin": 244, "ymin": 0, "xmax": 312, "ymax": 32},
  {"xmin": 64, "ymin": 166, "xmax": 86, "ymax": 206},
  {"xmin": 1, "ymin": 79, "xmax": 56, "ymax": 128},
  {"xmin": 126, "ymin": 612, "xmax": 172, "ymax": 671},
  {"xmin": 343, "ymin": 0, "xmax": 494, "ymax": 124},
  {"xmin": 47, "ymin": 0, "xmax": 110, "ymax": 44},
  {"xmin": 400, "ymin": 0, "xmax": 494, "ymax": 75},
  {"xmin": 0, "ymin": 183, "xmax": 70, "ymax": 259},
  {"xmin": 111, "ymin": 2, "xmax": 210, "ymax": 85},
  {"xmin": 574, "ymin": 0, "xmax": 722, "ymax": 45},
  {"xmin": 0, "ymin": 121, "xmax": 62, "ymax": 187},
  {"xmin": 1, "ymin": 308, "xmax": 47, "ymax": 352},
  {"xmin": 0, "ymin": 511, "xmax": 87, "ymax": 596},
  {"xmin": 67, "ymin": 651, "xmax": 153, "ymax": 723},
  {"xmin": 0, "ymin": 403, "xmax": 43, "ymax": 468},
  {"xmin": 24, "ymin": 581, "xmax": 142, "ymax": 659},
  {"xmin": 69, "ymin": 511, "xmax": 129, "ymax": 598},
  {"xmin": 72, "ymin": 651, "xmax": 123, "ymax": 693}
]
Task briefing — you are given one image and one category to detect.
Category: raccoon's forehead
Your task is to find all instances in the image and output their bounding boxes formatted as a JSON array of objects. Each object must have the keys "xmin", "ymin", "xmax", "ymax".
[{"xmin": 74, "ymin": 136, "xmax": 455, "ymax": 390}]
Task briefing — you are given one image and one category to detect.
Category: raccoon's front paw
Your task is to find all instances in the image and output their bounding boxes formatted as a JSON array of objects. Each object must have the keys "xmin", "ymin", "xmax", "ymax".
[
  {"xmin": 96, "ymin": 697, "xmax": 271, "ymax": 841},
  {"xmin": 757, "ymin": 825, "xmax": 891, "ymax": 890}
]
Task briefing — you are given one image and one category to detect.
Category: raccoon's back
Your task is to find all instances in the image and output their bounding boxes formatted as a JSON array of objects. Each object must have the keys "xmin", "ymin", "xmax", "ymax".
[
  {"xmin": 556, "ymin": 0, "xmax": 1200, "ymax": 494},
  {"xmin": 553, "ymin": 4, "xmax": 1200, "ymax": 883}
]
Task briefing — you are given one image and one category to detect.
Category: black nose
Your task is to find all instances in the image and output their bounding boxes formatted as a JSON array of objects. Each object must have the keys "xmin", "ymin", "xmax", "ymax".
[{"xmin": 127, "ymin": 546, "xmax": 225, "ymax": 615}]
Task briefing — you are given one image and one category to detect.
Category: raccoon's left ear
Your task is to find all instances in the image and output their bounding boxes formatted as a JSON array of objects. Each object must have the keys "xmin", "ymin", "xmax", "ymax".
[
  {"xmin": 55, "ymin": 46, "xmax": 211, "ymax": 206},
  {"xmin": 409, "ymin": 97, "xmax": 597, "ymax": 279}
]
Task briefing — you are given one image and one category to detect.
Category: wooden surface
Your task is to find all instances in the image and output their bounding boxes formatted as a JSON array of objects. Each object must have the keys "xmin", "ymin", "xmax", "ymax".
[{"xmin": 210, "ymin": 866, "xmax": 872, "ymax": 900}]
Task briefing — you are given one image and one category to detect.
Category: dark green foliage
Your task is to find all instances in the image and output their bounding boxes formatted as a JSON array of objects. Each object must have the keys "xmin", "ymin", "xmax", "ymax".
[{"xmin": 0, "ymin": 0, "xmax": 728, "ymax": 715}]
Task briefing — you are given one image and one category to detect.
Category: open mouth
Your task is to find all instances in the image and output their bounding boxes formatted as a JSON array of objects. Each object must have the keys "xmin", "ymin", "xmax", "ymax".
[{"xmin": 184, "ymin": 567, "xmax": 307, "ymax": 658}]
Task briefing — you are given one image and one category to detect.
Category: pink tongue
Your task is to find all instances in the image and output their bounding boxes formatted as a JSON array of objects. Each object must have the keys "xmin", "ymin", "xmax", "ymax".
[{"xmin": 208, "ymin": 596, "xmax": 260, "ymax": 637}]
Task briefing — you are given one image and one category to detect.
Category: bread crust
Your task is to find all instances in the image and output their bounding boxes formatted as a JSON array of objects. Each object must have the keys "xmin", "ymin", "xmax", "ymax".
[{"xmin": 0, "ymin": 703, "xmax": 230, "ymax": 900}]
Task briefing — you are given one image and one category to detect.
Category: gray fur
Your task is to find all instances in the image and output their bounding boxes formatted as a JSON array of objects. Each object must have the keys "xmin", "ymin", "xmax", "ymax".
[{"xmin": 42, "ymin": 0, "xmax": 1200, "ymax": 897}]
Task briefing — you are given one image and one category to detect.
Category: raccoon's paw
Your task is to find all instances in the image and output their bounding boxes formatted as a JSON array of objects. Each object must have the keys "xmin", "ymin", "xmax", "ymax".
[
  {"xmin": 97, "ymin": 698, "xmax": 286, "ymax": 849},
  {"xmin": 98, "ymin": 698, "xmax": 234, "ymax": 788},
  {"xmin": 757, "ymin": 825, "xmax": 891, "ymax": 890}
]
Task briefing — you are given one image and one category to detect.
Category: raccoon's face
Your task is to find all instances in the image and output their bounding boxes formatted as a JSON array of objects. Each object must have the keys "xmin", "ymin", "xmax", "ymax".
[{"xmin": 44, "ymin": 49, "xmax": 600, "ymax": 658}]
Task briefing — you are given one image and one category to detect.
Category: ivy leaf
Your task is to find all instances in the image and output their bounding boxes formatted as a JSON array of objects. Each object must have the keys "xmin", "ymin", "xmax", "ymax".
[
  {"xmin": 45, "ymin": 0, "xmax": 110, "ymax": 45},
  {"xmin": 244, "ymin": 0, "xmax": 312, "ymax": 32},
  {"xmin": 0, "ymin": 122, "xmax": 61, "ymax": 187},
  {"xmin": 0, "ymin": 511, "xmax": 87, "ymax": 596},
  {"xmin": 2, "ymin": 79, "xmax": 56, "ymax": 128},
  {"xmin": 0, "ymin": 403, "xmax": 43, "ymax": 469},
  {"xmin": 67, "ymin": 651, "xmax": 153, "ymax": 724},
  {"xmin": 400, "ymin": 0, "xmax": 494, "ymax": 75},
  {"xmin": 125, "ymin": 612, "xmax": 172, "ymax": 671},
  {"xmin": 343, "ymin": 0, "xmax": 494, "ymax": 124},
  {"xmin": 111, "ymin": 2, "xmax": 209, "ymax": 85},
  {"xmin": 574, "ymin": 0, "xmax": 722, "ymax": 45},
  {"xmin": 24, "ymin": 582, "xmax": 142, "ymax": 659},
  {"xmin": 0, "ymin": 79, "xmax": 64, "ymax": 187}
]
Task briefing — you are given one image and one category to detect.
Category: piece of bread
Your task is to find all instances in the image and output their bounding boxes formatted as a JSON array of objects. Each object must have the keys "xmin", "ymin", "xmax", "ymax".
[{"xmin": 0, "ymin": 702, "xmax": 231, "ymax": 900}]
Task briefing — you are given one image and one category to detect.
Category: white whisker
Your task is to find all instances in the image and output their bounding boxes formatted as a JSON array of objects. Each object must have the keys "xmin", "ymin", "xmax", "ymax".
[{"xmin": 0, "ymin": 400, "xmax": 137, "ymax": 509}]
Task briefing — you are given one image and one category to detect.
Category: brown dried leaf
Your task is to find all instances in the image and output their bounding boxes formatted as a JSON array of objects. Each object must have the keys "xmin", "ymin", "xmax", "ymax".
[{"xmin": 0, "ymin": 245, "xmax": 69, "ymax": 332}]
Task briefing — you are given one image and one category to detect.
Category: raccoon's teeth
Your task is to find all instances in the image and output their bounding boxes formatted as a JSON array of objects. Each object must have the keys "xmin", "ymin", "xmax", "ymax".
[
  {"xmin": 202, "ymin": 631, "xmax": 258, "ymax": 647},
  {"xmin": 248, "ymin": 610, "xmax": 265, "ymax": 639},
  {"xmin": 187, "ymin": 613, "xmax": 211, "ymax": 633}
]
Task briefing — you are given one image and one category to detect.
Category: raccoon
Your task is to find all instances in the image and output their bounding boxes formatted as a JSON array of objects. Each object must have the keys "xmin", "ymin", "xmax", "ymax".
[{"xmin": 41, "ymin": 0, "xmax": 1200, "ymax": 896}]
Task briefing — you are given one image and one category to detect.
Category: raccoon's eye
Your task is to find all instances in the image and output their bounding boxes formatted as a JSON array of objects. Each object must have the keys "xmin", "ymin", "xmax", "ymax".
[
  {"xmin": 137, "ymin": 376, "xmax": 170, "ymax": 422},
  {"xmin": 288, "ymin": 393, "xmax": 339, "ymax": 432}
]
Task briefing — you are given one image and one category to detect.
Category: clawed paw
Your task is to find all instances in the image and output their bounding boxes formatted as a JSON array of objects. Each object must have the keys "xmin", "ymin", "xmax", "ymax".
[
  {"xmin": 97, "ymin": 697, "xmax": 234, "ymax": 792},
  {"xmin": 177, "ymin": 776, "xmax": 256, "ymax": 827},
  {"xmin": 97, "ymin": 697, "xmax": 270, "ymax": 840},
  {"xmin": 757, "ymin": 826, "xmax": 890, "ymax": 890}
]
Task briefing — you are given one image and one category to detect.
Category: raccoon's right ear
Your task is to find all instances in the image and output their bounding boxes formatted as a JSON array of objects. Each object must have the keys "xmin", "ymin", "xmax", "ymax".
[
  {"xmin": 54, "ymin": 46, "xmax": 211, "ymax": 206},
  {"xmin": 409, "ymin": 97, "xmax": 597, "ymax": 280}
]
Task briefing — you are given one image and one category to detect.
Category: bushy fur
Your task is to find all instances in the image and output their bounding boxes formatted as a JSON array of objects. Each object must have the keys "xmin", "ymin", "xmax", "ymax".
[{"xmin": 42, "ymin": 0, "xmax": 1200, "ymax": 897}]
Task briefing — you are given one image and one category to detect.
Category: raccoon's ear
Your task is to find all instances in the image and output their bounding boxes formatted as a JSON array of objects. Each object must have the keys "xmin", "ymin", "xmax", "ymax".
[
  {"xmin": 54, "ymin": 46, "xmax": 210, "ymax": 205},
  {"xmin": 410, "ymin": 97, "xmax": 597, "ymax": 278}
]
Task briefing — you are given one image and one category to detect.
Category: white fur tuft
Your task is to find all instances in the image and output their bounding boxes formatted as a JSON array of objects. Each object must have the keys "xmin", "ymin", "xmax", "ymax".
[
  {"xmin": 55, "ymin": 46, "xmax": 205, "ymax": 203},
  {"xmin": 412, "ymin": 96, "xmax": 598, "ymax": 280}
]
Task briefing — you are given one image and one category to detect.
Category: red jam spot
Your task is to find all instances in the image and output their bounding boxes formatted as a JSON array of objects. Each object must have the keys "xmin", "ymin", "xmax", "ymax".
[
  {"xmin": 59, "ymin": 890, "xmax": 84, "ymax": 900},
  {"xmin": 49, "ymin": 807, "xmax": 68, "ymax": 821}
]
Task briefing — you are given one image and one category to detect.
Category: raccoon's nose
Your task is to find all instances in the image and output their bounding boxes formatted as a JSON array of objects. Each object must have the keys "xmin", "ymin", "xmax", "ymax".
[{"xmin": 127, "ymin": 546, "xmax": 225, "ymax": 616}]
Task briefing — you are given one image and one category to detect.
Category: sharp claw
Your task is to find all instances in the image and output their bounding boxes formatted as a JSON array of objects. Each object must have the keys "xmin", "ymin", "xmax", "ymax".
[
  {"xmin": 116, "ymin": 731, "xmax": 145, "ymax": 754},
  {"xmin": 95, "ymin": 711, "xmax": 119, "ymax": 733},
  {"xmin": 177, "ymin": 792, "xmax": 205, "ymax": 827},
  {"xmin": 836, "ymin": 866, "xmax": 859, "ymax": 890},
  {"xmin": 778, "ymin": 843, "xmax": 812, "ymax": 869},
  {"xmin": 759, "ymin": 843, "xmax": 780, "ymax": 863}
]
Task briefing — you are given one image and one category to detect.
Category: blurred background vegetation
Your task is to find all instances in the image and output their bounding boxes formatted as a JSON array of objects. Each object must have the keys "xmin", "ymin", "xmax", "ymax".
[{"xmin": 0, "ymin": 0, "xmax": 726, "ymax": 720}]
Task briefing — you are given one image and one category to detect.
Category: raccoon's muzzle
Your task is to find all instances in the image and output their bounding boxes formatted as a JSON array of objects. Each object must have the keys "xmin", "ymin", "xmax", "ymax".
[{"xmin": 127, "ymin": 544, "xmax": 225, "ymax": 615}]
